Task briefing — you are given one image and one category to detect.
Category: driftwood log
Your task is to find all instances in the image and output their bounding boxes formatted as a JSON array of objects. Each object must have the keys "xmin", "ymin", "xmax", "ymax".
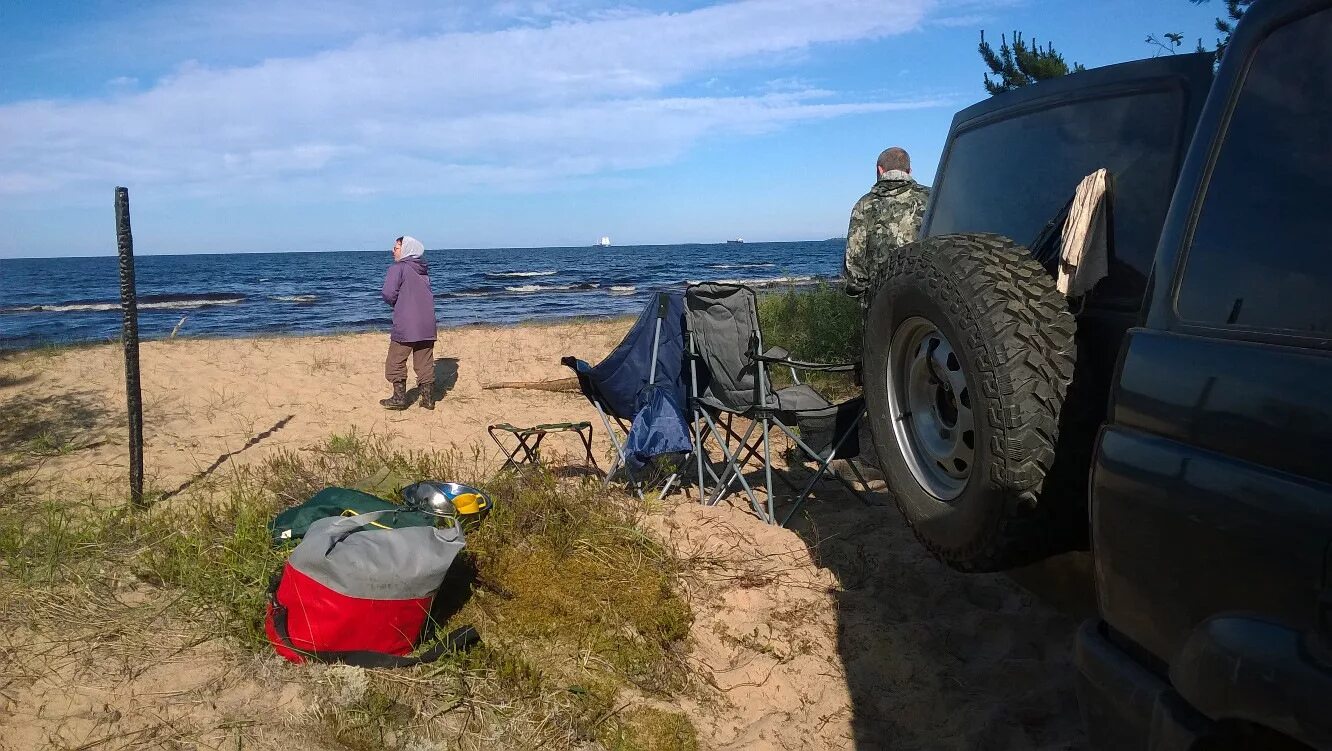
[{"xmin": 482, "ymin": 377, "xmax": 581, "ymax": 393}]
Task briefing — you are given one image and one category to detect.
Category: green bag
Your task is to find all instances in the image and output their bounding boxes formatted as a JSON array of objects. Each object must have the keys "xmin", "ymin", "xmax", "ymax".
[{"xmin": 269, "ymin": 487, "xmax": 436, "ymax": 546}]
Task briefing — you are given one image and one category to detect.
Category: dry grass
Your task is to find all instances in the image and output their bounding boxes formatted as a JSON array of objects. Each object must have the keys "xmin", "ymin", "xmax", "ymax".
[{"xmin": 0, "ymin": 431, "xmax": 700, "ymax": 750}]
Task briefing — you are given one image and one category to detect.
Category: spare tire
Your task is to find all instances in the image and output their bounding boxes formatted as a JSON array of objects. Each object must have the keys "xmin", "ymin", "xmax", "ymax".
[{"xmin": 863, "ymin": 233, "xmax": 1077, "ymax": 572}]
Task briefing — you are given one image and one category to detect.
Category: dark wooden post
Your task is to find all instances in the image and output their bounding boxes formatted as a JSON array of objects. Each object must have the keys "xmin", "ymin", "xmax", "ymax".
[{"xmin": 115, "ymin": 187, "xmax": 145, "ymax": 507}]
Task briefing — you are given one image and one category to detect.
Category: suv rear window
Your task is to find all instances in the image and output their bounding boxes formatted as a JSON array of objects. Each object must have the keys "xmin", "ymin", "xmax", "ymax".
[{"xmin": 926, "ymin": 88, "xmax": 1187, "ymax": 305}]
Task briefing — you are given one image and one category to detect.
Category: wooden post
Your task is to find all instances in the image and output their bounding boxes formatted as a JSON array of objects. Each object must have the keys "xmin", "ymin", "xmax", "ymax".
[{"xmin": 115, "ymin": 187, "xmax": 145, "ymax": 507}]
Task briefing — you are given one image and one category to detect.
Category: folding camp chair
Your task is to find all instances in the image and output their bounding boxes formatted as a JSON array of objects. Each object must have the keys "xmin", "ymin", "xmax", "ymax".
[
  {"xmin": 562, "ymin": 291, "xmax": 694, "ymax": 499},
  {"xmin": 686, "ymin": 282, "xmax": 869, "ymax": 525}
]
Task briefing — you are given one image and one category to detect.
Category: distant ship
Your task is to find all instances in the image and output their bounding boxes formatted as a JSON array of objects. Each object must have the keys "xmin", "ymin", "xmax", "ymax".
[
  {"xmin": 726, "ymin": 238, "xmax": 745, "ymax": 244},
  {"xmin": 596, "ymin": 236, "xmax": 611, "ymax": 247}
]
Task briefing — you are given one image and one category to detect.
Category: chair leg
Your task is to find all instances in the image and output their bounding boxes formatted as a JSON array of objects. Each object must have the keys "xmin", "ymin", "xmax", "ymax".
[
  {"xmin": 708, "ymin": 418, "xmax": 759, "ymax": 505},
  {"xmin": 578, "ymin": 425, "xmax": 600, "ymax": 472},
  {"xmin": 776, "ymin": 414, "xmax": 869, "ymax": 526},
  {"xmin": 762, "ymin": 417, "xmax": 776, "ymax": 524},
  {"xmin": 495, "ymin": 438, "xmax": 527, "ymax": 472},
  {"xmin": 694, "ymin": 410, "xmax": 707, "ymax": 503},
  {"xmin": 600, "ymin": 415, "xmax": 627, "ymax": 481},
  {"xmin": 525, "ymin": 433, "xmax": 546, "ymax": 465},
  {"xmin": 659, "ymin": 471, "xmax": 679, "ymax": 499},
  {"xmin": 702, "ymin": 412, "xmax": 763, "ymax": 518},
  {"xmin": 715, "ymin": 432, "xmax": 766, "ymax": 495},
  {"xmin": 847, "ymin": 460, "xmax": 873, "ymax": 496}
]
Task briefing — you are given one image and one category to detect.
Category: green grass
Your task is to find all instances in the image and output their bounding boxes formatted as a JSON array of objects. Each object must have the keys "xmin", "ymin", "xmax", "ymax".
[
  {"xmin": 325, "ymin": 429, "xmax": 364, "ymax": 455},
  {"xmin": 0, "ymin": 432, "xmax": 699, "ymax": 749},
  {"xmin": 756, "ymin": 282, "xmax": 862, "ymax": 399},
  {"xmin": 24, "ymin": 429, "xmax": 85, "ymax": 457}
]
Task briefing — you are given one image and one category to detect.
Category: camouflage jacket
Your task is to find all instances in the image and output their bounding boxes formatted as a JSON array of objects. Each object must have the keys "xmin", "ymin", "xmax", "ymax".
[{"xmin": 842, "ymin": 171, "xmax": 931, "ymax": 297}]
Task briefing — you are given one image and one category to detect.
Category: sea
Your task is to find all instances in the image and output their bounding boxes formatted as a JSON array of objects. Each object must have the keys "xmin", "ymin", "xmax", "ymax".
[{"xmin": 0, "ymin": 240, "xmax": 845, "ymax": 349}]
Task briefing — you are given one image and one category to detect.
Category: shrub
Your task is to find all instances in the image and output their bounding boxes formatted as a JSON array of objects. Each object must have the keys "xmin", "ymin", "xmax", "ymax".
[
  {"xmin": 756, "ymin": 282, "xmax": 861, "ymax": 365},
  {"xmin": 756, "ymin": 283, "xmax": 862, "ymax": 398}
]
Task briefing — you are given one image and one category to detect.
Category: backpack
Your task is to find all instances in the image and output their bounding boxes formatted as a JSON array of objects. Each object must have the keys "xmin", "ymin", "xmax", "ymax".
[
  {"xmin": 264, "ymin": 511, "xmax": 478, "ymax": 666},
  {"xmin": 268, "ymin": 487, "xmax": 436, "ymax": 545}
]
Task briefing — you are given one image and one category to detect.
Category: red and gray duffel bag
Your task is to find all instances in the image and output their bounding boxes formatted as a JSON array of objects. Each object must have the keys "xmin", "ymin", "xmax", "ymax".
[{"xmin": 265, "ymin": 510, "xmax": 478, "ymax": 666}]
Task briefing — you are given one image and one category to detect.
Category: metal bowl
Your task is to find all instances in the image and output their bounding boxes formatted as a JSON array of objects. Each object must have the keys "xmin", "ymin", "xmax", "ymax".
[{"xmin": 402, "ymin": 481, "xmax": 492, "ymax": 519}]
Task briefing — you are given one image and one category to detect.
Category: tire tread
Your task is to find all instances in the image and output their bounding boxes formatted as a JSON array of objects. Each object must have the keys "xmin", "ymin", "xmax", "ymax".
[{"xmin": 869, "ymin": 233, "xmax": 1077, "ymax": 572}]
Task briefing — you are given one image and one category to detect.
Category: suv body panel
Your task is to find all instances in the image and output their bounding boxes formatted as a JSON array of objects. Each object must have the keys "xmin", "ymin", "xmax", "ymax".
[{"xmin": 1084, "ymin": 0, "xmax": 1332, "ymax": 747}]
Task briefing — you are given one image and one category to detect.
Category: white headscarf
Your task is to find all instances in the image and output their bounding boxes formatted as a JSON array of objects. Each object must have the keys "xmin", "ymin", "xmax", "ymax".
[{"xmin": 399, "ymin": 236, "xmax": 425, "ymax": 259}]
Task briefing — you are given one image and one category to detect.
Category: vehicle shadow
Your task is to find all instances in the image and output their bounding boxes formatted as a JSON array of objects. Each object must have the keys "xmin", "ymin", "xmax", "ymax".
[{"xmin": 781, "ymin": 477, "xmax": 1088, "ymax": 750}]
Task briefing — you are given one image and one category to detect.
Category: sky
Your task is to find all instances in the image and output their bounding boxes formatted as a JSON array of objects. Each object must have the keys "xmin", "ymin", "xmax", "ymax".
[{"xmin": 0, "ymin": 0, "xmax": 1224, "ymax": 258}]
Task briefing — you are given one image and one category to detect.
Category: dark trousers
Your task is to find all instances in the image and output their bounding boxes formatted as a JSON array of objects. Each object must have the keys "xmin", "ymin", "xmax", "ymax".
[{"xmin": 385, "ymin": 339, "xmax": 434, "ymax": 387}]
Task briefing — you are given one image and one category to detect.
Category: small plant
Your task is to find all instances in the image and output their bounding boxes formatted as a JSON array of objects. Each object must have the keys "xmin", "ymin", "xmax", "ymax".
[
  {"xmin": 602, "ymin": 707, "xmax": 700, "ymax": 751},
  {"xmin": 24, "ymin": 429, "xmax": 79, "ymax": 457},
  {"xmin": 325, "ymin": 429, "xmax": 364, "ymax": 455}
]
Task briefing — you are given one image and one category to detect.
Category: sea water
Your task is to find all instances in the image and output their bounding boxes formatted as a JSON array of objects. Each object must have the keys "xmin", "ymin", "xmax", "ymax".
[{"xmin": 0, "ymin": 240, "xmax": 845, "ymax": 348}]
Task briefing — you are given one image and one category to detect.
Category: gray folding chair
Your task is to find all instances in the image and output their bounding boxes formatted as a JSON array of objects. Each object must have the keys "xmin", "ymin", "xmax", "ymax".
[{"xmin": 686, "ymin": 282, "xmax": 869, "ymax": 525}]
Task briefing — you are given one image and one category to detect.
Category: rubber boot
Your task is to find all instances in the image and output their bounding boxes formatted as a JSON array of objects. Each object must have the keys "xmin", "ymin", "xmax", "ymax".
[
  {"xmin": 418, "ymin": 383, "xmax": 436, "ymax": 410},
  {"xmin": 379, "ymin": 382, "xmax": 410, "ymax": 410}
]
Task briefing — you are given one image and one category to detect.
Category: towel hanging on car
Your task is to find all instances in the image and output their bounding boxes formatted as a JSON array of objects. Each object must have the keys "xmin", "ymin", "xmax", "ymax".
[{"xmin": 1058, "ymin": 168, "xmax": 1111, "ymax": 298}]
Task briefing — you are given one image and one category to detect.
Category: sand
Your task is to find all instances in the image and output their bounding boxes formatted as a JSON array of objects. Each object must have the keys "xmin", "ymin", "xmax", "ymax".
[
  {"xmin": 0, "ymin": 323, "xmax": 1086, "ymax": 750},
  {"xmin": 0, "ymin": 321, "xmax": 628, "ymax": 499}
]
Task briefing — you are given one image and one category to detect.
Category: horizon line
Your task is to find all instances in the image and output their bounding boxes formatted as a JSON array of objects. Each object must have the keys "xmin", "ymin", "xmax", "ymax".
[{"xmin": 0, "ymin": 237, "xmax": 848, "ymax": 262}]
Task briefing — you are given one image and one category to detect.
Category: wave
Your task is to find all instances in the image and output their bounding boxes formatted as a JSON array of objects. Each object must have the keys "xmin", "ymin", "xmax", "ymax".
[
  {"xmin": 708, "ymin": 263, "xmax": 775, "ymax": 269},
  {"xmin": 271, "ymin": 294, "xmax": 317, "ymax": 304},
  {"xmin": 504, "ymin": 283, "xmax": 600, "ymax": 294},
  {"xmin": 485, "ymin": 270, "xmax": 558, "ymax": 278},
  {"xmin": 609, "ymin": 285, "xmax": 637, "ymax": 295},
  {"xmin": 1, "ymin": 292, "xmax": 246, "ymax": 315},
  {"xmin": 687, "ymin": 275, "xmax": 817, "ymax": 288}
]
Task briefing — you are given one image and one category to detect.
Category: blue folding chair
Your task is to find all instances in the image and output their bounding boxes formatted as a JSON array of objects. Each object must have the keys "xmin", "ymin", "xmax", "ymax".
[{"xmin": 562, "ymin": 292, "xmax": 695, "ymax": 498}]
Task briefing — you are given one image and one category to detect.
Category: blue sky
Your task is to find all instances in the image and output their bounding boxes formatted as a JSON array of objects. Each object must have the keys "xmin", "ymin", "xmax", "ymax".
[{"xmin": 0, "ymin": 0, "xmax": 1223, "ymax": 258}]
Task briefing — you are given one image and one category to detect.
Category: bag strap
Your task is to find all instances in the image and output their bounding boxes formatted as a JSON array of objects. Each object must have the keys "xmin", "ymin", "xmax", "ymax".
[{"xmin": 267, "ymin": 570, "xmax": 480, "ymax": 667}]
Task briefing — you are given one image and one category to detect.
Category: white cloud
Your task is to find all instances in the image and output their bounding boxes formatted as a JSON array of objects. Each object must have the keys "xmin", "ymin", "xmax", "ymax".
[{"xmin": 0, "ymin": 0, "xmax": 950, "ymax": 202}]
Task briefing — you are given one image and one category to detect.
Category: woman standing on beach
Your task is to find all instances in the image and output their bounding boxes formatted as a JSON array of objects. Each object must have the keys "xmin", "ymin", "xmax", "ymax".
[{"xmin": 379, "ymin": 236, "xmax": 437, "ymax": 410}]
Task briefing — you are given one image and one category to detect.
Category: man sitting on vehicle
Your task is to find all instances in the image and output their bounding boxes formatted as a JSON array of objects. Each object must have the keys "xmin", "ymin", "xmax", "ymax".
[{"xmin": 842, "ymin": 147, "xmax": 931, "ymax": 301}]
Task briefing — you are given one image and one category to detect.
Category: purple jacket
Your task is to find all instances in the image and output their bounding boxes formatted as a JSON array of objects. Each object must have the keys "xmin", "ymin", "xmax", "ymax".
[{"xmin": 381, "ymin": 257, "xmax": 437, "ymax": 343}]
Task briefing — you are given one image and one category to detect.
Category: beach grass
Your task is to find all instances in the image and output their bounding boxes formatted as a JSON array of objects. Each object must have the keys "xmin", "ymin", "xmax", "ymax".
[
  {"xmin": 756, "ymin": 282, "xmax": 861, "ymax": 398},
  {"xmin": 0, "ymin": 432, "xmax": 698, "ymax": 749}
]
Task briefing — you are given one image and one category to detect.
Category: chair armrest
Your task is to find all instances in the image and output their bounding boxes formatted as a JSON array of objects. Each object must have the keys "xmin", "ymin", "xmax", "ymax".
[{"xmin": 754, "ymin": 351, "xmax": 859, "ymax": 373}]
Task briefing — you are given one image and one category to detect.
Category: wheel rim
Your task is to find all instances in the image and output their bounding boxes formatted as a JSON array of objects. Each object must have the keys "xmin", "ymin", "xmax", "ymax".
[{"xmin": 886, "ymin": 317, "xmax": 975, "ymax": 501}]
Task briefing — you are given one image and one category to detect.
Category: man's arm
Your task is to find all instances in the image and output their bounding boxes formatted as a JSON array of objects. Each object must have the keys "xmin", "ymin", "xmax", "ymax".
[{"xmin": 843, "ymin": 196, "xmax": 871, "ymax": 296}]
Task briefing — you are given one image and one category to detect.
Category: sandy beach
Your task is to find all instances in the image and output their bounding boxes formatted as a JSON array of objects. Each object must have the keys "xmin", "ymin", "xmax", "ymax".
[
  {"xmin": 0, "ymin": 322, "xmax": 1086, "ymax": 750},
  {"xmin": 1, "ymin": 321, "xmax": 630, "ymax": 498}
]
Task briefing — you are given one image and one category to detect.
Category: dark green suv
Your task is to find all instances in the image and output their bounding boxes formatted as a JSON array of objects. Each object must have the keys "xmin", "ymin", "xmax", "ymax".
[{"xmin": 860, "ymin": 1, "xmax": 1332, "ymax": 746}]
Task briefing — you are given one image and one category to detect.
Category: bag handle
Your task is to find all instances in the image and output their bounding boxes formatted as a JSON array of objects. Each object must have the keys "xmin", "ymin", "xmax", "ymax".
[{"xmin": 267, "ymin": 570, "xmax": 480, "ymax": 667}]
